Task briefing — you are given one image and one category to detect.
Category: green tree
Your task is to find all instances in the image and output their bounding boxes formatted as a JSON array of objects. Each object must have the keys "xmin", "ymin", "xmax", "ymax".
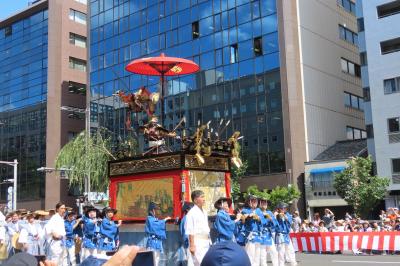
[
  {"xmin": 56, "ymin": 131, "xmax": 124, "ymax": 192},
  {"xmin": 333, "ymin": 156, "xmax": 389, "ymax": 218},
  {"xmin": 242, "ymin": 184, "xmax": 300, "ymax": 210},
  {"xmin": 231, "ymin": 161, "xmax": 248, "ymax": 202},
  {"xmin": 268, "ymin": 185, "xmax": 301, "ymax": 210}
]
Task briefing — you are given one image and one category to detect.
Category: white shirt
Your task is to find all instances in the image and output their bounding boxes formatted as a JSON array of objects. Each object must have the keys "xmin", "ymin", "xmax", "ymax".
[
  {"xmin": 45, "ymin": 213, "xmax": 66, "ymax": 240},
  {"xmin": 185, "ymin": 205, "xmax": 210, "ymax": 236},
  {"xmin": 19, "ymin": 223, "xmax": 40, "ymax": 244},
  {"xmin": 7, "ymin": 221, "xmax": 20, "ymax": 237}
]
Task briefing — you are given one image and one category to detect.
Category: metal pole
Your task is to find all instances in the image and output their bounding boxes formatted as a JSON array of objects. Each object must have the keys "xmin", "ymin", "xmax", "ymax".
[
  {"xmin": 85, "ymin": 107, "xmax": 91, "ymax": 200},
  {"xmin": 13, "ymin": 159, "xmax": 17, "ymax": 211}
]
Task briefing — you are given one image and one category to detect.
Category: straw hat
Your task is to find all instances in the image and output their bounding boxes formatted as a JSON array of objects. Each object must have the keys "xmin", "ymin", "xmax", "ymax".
[
  {"xmin": 214, "ymin": 197, "xmax": 232, "ymax": 210},
  {"xmin": 34, "ymin": 210, "xmax": 49, "ymax": 216}
]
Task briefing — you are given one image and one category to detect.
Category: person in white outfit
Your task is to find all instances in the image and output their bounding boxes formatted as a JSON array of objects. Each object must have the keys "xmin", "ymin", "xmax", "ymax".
[
  {"xmin": 7, "ymin": 211, "xmax": 21, "ymax": 256},
  {"xmin": 18, "ymin": 213, "xmax": 42, "ymax": 256},
  {"xmin": 185, "ymin": 190, "xmax": 210, "ymax": 266},
  {"xmin": 0, "ymin": 211, "xmax": 7, "ymax": 262},
  {"xmin": 45, "ymin": 202, "xmax": 67, "ymax": 265}
]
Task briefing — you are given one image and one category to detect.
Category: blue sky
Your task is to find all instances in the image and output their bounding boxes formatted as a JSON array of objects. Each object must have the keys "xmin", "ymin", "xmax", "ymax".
[{"xmin": 0, "ymin": 1, "xmax": 30, "ymax": 20}]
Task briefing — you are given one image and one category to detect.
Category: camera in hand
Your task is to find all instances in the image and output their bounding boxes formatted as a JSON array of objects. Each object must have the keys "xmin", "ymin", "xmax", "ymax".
[{"xmin": 132, "ymin": 250, "xmax": 155, "ymax": 266}]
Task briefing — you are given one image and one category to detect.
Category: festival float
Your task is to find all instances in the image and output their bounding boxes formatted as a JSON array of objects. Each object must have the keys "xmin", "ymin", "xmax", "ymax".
[{"xmin": 108, "ymin": 53, "xmax": 243, "ymax": 222}]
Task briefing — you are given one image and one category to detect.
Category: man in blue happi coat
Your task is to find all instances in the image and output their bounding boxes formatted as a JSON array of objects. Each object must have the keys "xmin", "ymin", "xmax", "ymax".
[
  {"xmin": 97, "ymin": 207, "xmax": 122, "ymax": 254},
  {"xmin": 213, "ymin": 197, "xmax": 241, "ymax": 243},
  {"xmin": 64, "ymin": 211, "xmax": 81, "ymax": 266},
  {"xmin": 275, "ymin": 203, "xmax": 297, "ymax": 266},
  {"xmin": 233, "ymin": 202, "xmax": 246, "ymax": 246},
  {"xmin": 241, "ymin": 195, "xmax": 262, "ymax": 265},
  {"xmin": 257, "ymin": 196, "xmax": 278, "ymax": 266},
  {"xmin": 145, "ymin": 201, "xmax": 171, "ymax": 266},
  {"xmin": 81, "ymin": 206, "xmax": 100, "ymax": 261}
]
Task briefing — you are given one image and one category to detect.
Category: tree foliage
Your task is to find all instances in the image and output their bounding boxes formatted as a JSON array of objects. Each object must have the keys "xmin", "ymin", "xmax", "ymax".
[
  {"xmin": 244, "ymin": 184, "xmax": 301, "ymax": 210},
  {"xmin": 231, "ymin": 161, "xmax": 248, "ymax": 202},
  {"xmin": 268, "ymin": 185, "xmax": 301, "ymax": 210},
  {"xmin": 333, "ymin": 156, "xmax": 389, "ymax": 218},
  {"xmin": 55, "ymin": 131, "xmax": 118, "ymax": 192}
]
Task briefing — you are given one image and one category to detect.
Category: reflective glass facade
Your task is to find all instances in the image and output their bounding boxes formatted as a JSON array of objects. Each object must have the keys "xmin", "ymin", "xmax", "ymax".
[
  {"xmin": 0, "ymin": 9, "xmax": 48, "ymax": 201},
  {"xmin": 89, "ymin": 0, "xmax": 285, "ymax": 176}
]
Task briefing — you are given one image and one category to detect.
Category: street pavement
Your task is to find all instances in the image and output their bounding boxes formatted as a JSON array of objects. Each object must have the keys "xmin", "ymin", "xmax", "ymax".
[{"xmin": 290, "ymin": 253, "xmax": 400, "ymax": 265}]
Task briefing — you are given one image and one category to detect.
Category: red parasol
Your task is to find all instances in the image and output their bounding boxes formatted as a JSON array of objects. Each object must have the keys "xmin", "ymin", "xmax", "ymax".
[
  {"xmin": 125, "ymin": 53, "xmax": 200, "ymax": 126},
  {"xmin": 125, "ymin": 53, "xmax": 199, "ymax": 76}
]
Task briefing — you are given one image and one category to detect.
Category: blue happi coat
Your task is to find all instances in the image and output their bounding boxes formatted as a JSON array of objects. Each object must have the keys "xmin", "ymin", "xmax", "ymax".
[
  {"xmin": 214, "ymin": 210, "xmax": 236, "ymax": 243},
  {"xmin": 145, "ymin": 214, "xmax": 167, "ymax": 253},
  {"xmin": 234, "ymin": 219, "xmax": 246, "ymax": 246},
  {"xmin": 82, "ymin": 216, "xmax": 99, "ymax": 249},
  {"xmin": 257, "ymin": 209, "xmax": 277, "ymax": 246},
  {"xmin": 97, "ymin": 217, "xmax": 119, "ymax": 251},
  {"xmin": 241, "ymin": 207, "xmax": 262, "ymax": 243},
  {"xmin": 179, "ymin": 215, "xmax": 188, "ymax": 249},
  {"xmin": 275, "ymin": 212, "xmax": 292, "ymax": 244},
  {"xmin": 64, "ymin": 220, "xmax": 76, "ymax": 248}
]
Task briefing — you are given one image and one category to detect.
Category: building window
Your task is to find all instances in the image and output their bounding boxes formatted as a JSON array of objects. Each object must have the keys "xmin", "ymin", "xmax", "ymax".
[
  {"xmin": 68, "ymin": 132, "xmax": 78, "ymax": 141},
  {"xmin": 347, "ymin": 126, "xmax": 366, "ymax": 140},
  {"xmin": 363, "ymin": 87, "xmax": 371, "ymax": 102},
  {"xmin": 69, "ymin": 9, "xmax": 86, "ymax": 25},
  {"xmin": 339, "ymin": 25, "xmax": 358, "ymax": 46},
  {"xmin": 393, "ymin": 158, "xmax": 400, "ymax": 174},
  {"xmin": 68, "ymin": 81, "xmax": 86, "ymax": 94},
  {"xmin": 230, "ymin": 44, "xmax": 238, "ymax": 63},
  {"xmin": 254, "ymin": 37, "xmax": 263, "ymax": 56},
  {"xmin": 341, "ymin": 58, "xmax": 361, "ymax": 77},
  {"xmin": 69, "ymin": 33, "xmax": 87, "ymax": 48},
  {"xmin": 357, "ymin": 18, "xmax": 364, "ymax": 32},
  {"xmin": 388, "ymin": 117, "xmax": 400, "ymax": 133},
  {"xmin": 344, "ymin": 92, "xmax": 364, "ymax": 111},
  {"xmin": 4, "ymin": 26, "xmax": 12, "ymax": 37},
  {"xmin": 377, "ymin": 1, "xmax": 400, "ymax": 19},
  {"xmin": 384, "ymin": 77, "xmax": 400, "ymax": 94},
  {"xmin": 381, "ymin": 37, "xmax": 400, "ymax": 55},
  {"xmin": 366, "ymin": 124, "xmax": 374, "ymax": 138},
  {"xmin": 69, "ymin": 57, "xmax": 86, "ymax": 72},
  {"xmin": 337, "ymin": 0, "xmax": 356, "ymax": 15},
  {"xmin": 75, "ymin": 0, "xmax": 87, "ymax": 4},
  {"xmin": 360, "ymin": 52, "xmax": 367, "ymax": 66},
  {"xmin": 192, "ymin": 21, "xmax": 199, "ymax": 39}
]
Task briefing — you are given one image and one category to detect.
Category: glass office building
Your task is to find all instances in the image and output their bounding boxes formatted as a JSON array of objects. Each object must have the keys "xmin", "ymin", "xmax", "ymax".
[
  {"xmin": 89, "ymin": 0, "xmax": 285, "ymax": 176},
  {"xmin": 0, "ymin": 9, "xmax": 48, "ymax": 202},
  {"xmin": 0, "ymin": 0, "xmax": 88, "ymax": 210}
]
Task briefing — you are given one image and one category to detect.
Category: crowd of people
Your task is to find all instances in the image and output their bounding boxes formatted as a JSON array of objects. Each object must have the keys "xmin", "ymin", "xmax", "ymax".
[
  {"xmin": 0, "ymin": 202, "xmax": 121, "ymax": 265},
  {"xmin": 291, "ymin": 208, "xmax": 400, "ymax": 233},
  {"xmin": 1, "ymin": 197, "xmax": 399, "ymax": 266},
  {"xmin": 146, "ymin": 190, "xmax": 298, "ymax": 266}
]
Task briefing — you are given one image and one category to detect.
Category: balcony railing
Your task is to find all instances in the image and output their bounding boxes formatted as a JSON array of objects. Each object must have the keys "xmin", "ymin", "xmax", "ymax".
[
  {"xmin": 393, "ymin": 174, "xmax": 400, "ymax": 184},
  {"xmin": 389, "ymin": 132, "xmax": 400, "ymax": 143}
]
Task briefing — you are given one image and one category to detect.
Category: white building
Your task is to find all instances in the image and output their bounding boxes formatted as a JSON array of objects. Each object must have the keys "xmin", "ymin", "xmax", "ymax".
[{"xmin": 358, "ymin": 0, "xmax": 400, "ymax": 207}]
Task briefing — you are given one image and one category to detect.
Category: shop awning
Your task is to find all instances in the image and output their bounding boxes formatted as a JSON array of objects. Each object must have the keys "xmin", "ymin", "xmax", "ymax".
[
  {"xmin": 307, "ymin": 199, "xmax": 348, "ymax": 207},
  {"xmin": 309, "ymin": 166, "xmax": 345, "ymax": 174}
]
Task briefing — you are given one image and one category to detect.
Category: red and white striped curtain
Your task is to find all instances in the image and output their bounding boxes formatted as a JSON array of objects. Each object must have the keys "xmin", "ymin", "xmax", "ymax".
[{"xmin": 290, "ymin": 232, "xmax": 400, "ymax": 252}]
